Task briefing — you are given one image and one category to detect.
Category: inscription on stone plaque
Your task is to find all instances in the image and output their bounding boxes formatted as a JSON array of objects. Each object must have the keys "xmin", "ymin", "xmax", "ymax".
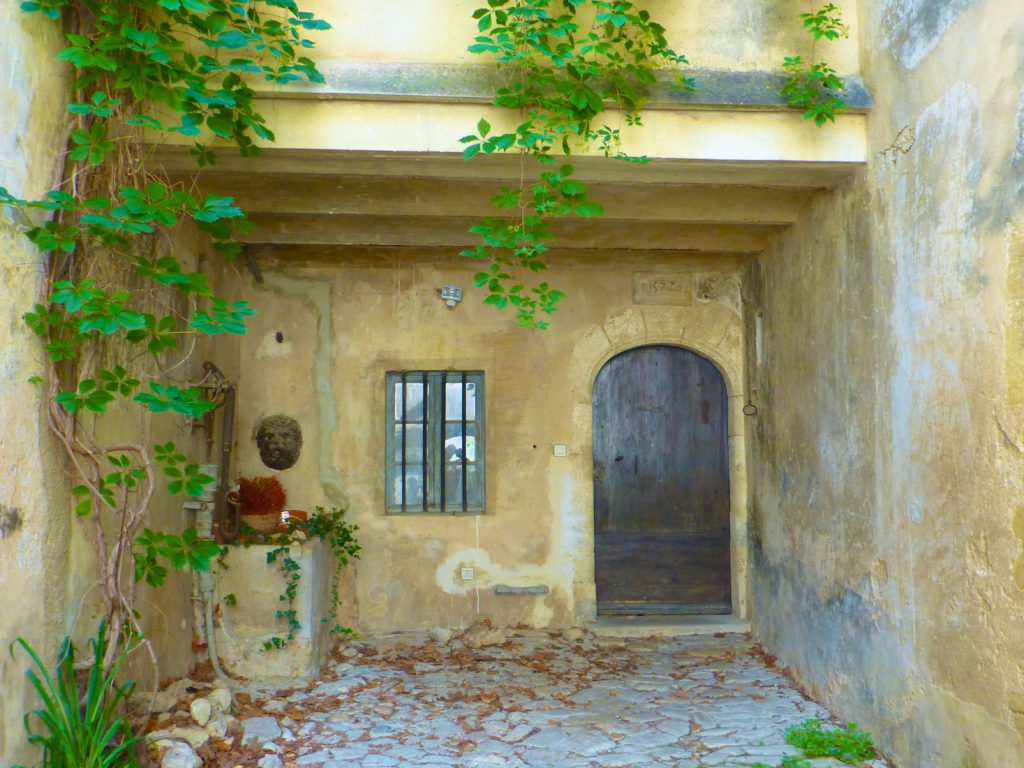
[{"xmin": 633, "ymin": 273, "xmax": 693, "ymax": 306}]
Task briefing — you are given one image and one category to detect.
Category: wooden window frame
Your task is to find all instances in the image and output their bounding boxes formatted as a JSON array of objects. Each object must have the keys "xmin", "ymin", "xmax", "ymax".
[{"xmin": 385, "ymin": 370, "xmax": 486, "ymax": 515}]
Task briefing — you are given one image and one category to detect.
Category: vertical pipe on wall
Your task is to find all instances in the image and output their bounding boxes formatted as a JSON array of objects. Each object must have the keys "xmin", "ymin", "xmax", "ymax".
[
  {"xmin": 461, "ymin": 371, "xmax": 468, "ymax": 514},
  {"xmin": 441, "ymin": 371, "xmax": 447, "ymax": 513}
]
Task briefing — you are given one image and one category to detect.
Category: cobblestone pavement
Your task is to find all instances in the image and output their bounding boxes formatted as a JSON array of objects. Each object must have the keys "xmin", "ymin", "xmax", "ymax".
[{"xmin": 155, "ymin": 628, "xmax": 890, "ymax": 768}]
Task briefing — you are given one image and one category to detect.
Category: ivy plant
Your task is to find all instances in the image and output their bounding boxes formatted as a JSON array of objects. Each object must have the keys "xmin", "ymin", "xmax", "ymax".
[
  {"xmin": 461, "ymin": 0, "xmax": 691, "ymax": 328},
  {"xmin": 3, "ymin": 0, "xmax": 329, "ymax": 666}
]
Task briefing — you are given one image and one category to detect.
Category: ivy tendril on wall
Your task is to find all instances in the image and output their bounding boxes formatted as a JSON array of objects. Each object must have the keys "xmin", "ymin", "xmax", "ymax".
[
  {"xmin": 1, "ymin": 0, "xmax": 329, "ymax": 670},
  {"xmin": 221, "ymin": 506, "xmax": 361, "ymax": 651}
]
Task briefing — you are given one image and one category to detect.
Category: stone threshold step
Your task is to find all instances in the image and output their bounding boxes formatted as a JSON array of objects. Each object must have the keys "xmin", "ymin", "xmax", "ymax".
[{"xmin": 589, "ymin": 614, "xmax": 751, "ymax": 638}]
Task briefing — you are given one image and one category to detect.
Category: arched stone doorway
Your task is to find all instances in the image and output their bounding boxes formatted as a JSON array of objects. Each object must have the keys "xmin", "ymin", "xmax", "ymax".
[
  {"xmin": 593, "ymin": 345, "xmax": 731, "ymax": 614},
  {"xmin": 564, "ymin": 305, "xmax": 749, "ymax": 622}
]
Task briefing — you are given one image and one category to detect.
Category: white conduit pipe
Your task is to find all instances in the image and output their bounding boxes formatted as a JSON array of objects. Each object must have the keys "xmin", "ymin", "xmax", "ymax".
[{"xmin": 194, "ymin": 492, "xmax": 230, "ymax": 680}]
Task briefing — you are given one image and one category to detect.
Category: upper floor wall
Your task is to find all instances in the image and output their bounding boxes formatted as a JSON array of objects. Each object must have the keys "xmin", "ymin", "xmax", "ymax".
[{"xmin": 300, "ymin": 0, "xmax": 861, "ymax": 76}]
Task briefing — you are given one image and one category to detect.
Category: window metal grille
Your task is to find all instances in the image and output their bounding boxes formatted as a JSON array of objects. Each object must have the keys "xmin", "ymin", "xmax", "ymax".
[{"xmin": 385, "ymin": 371, "xmax": 485, "ymax": 514}]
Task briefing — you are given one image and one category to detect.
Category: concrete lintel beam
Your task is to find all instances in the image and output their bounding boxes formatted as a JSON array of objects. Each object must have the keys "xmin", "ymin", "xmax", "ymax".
[
  {"xmin": 182, "ymin": 174, "xmax": 813, "ymax": 225},
  {"xmin": 152, "ymin": 148, "xmax": 860, "ymax": 190},
  {"xmin": 239, "ymin": 213, "xmax": 776, "ymax": 253},
  {"xmin": 151, "ymin": 99, "xmax": 866, "ymax": 168},
  {"xmin": 244, "ymin": 245, "xmax": 758, "ymax": 270}
]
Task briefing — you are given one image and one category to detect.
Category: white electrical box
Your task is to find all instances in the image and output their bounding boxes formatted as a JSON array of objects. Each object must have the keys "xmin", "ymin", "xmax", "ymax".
[
  {"xmin": 553, "ymin": 444, "xmax": 568, "ymax": 457},
  {"xmin": 460, "ymin": 567, "xmax": 475, "ymax": 581}
]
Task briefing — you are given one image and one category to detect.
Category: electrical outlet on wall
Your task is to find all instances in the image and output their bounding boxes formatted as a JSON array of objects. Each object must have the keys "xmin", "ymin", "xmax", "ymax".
[
  {"xmin": 460, "ymin": 567, "xmax": 475, "ymax": 581},
  {"xmin": 553, "ymin": 444, "xmax": 568, "ymax": 457}
]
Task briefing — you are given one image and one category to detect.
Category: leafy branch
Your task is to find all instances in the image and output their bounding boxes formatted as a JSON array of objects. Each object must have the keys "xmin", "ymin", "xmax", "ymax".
[
  {"xmin": 462, "ymin": 0, "xmax": 690, "ymax": 328},
  {"xmin": 780, "ymin": 2, "xmax": 849, "ymax": 126}
]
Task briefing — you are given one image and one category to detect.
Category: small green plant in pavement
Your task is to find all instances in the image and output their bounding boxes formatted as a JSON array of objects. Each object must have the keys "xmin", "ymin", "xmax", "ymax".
[
  {"xmin": 785, "ymin": 718, "xmax": 876, "ymax": 763},
  {"xmin": 750, "ymin": 717, "xmax": 877, "ymax": 767}
]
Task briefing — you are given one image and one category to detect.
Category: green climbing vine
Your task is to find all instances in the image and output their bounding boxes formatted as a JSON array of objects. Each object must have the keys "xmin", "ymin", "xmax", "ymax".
[
  {"xmin": 781, "ymin": 2, "xmax": 849, "ymax": 126},
  {"xmin": 460, "ymin": 0, "xmax": 691, "ymax": 328},
  {"xmin": 1, "ymin": 0, "xmax": 329, "ymax": 665}
]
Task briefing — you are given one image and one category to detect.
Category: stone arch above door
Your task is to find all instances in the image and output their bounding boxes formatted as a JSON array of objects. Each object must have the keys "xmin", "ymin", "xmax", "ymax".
[{"xmin": 564, "ymin": 304, "xmax": 750, "ymax": 622}]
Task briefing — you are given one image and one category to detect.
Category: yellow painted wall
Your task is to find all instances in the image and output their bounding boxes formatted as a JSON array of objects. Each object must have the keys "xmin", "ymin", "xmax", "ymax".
[
  {"xmin": 304, "ymin": 0, "xmax": 860, "ymax": 74},
  {"xmin": 225, "ymin": 252, "xmax": 747, "ymax": 633},
  {"xmin": 745, "ymin": 1, "xmax": 1024, "ymax": 766}
]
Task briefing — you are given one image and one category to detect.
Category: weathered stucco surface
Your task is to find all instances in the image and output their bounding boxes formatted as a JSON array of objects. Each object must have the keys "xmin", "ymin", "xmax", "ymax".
[
  {"xmin": 745, "ymin": 1, "xmax": 1024, "ymax": 766},
  {"xmin": 0, "ymin": 6, "xmax": 71, "ymax": 765},
  {"xmin": 14, "ymin": 2, "xmax": 1024, "ymax": 766},
  {"xmin": 226, "ymin": 253, "xmax": 747, "ymax": 635},
  {"xmin": 304, "ymin": 0, "xmax": 860, "ymax": 74}
]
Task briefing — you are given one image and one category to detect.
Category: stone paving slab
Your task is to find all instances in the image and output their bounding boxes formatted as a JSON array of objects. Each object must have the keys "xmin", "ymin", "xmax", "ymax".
[{"xmin": 153, "ymin": 629, "xmax": 891, "ymax": 767}]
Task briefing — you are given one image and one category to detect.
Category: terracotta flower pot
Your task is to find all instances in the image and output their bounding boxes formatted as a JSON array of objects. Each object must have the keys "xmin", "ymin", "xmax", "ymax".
[{"xmin": 240, "ymin": 511, "xmax": 281, "ymax": 533}]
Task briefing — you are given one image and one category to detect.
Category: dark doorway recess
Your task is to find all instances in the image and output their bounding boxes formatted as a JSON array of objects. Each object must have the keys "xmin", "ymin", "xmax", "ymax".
[{"xmin": 593, "ymin": 345, "xmax": 731, "ymax": 615}]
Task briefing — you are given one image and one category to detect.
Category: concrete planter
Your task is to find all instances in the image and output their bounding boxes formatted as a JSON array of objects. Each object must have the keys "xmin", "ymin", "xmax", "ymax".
[{"xmin": 214, "ymin": 539, "xmax": 332, "ymax": 678}]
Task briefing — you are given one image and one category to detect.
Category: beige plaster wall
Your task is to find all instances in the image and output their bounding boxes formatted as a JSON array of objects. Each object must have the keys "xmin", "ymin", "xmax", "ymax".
[
  {"xmin": 227, "ymin": 252, "xmax": 746, "ymax": 634},
  {"xmin": 745, "ymin": 1, "xmax": 1024, "ymax": 766},
  {"xmin": 304, "ymin": 0, "xmax": 860, "ymax": 75},
  {"xmin": 0, "ymin": 5, "xmax": 71, "ymax": 765}
]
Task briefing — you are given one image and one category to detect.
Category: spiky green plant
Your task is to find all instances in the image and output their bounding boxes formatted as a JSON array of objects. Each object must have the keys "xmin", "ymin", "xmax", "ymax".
[{"xmin": 10, "ymin": 622, "xmax": 140, "ymax": 768}]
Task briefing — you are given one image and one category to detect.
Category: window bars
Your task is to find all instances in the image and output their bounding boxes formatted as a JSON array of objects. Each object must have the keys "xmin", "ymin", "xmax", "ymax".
[{"xmin": 386, "ymin": 371, "xmax": 484, "ymax": 514}]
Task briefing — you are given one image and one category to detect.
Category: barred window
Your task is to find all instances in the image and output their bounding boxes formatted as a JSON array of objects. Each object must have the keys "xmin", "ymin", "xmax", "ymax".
[{"xmin": 385, "ymin": 371, "xmax": 485, "ymax": 514}]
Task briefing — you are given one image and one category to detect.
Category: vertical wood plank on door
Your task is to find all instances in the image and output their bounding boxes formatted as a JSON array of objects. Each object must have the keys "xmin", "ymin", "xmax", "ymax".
[{"xmin": 593, "ymin": 345, "xmax": 731, "ymax": 611}]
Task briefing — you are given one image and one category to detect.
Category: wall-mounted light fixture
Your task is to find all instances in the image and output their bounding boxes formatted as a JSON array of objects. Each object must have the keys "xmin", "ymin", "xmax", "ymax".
[{"xmin": 440, "ymin": 286, "xmax": 463, "ymax": 309}]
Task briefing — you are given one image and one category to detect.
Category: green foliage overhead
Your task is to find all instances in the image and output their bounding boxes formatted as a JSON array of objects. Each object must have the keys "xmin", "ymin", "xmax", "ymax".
[
  {"xmin": 20, "ymin": 0, "xmax": 325, "ymax": 164},
  {"xmin": 462, "ymin": 0, "xmax": 690, "ymax": 328},
  {"xmin": 781, "ymin": 3, "xmax": 849, "ymax": 126}
]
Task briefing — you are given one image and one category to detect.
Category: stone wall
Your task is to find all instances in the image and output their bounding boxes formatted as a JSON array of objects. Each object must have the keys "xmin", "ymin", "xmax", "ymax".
[{"xmin": 745, "ymin": 1, "xmax": 1024, "ymax": 765}]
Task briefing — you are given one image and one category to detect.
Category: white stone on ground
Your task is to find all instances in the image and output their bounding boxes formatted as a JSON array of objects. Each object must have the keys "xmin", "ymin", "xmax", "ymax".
[
  {"xmin": 160, "ymin": 741, "xmax": 200, "ymax": 768},
  {"xmin": 189, "ymin": 697, "xmax": 211, "ymax": 727}
]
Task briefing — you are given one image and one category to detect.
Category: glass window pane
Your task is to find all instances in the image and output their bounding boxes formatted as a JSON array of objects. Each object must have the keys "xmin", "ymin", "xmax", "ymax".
[
  {"xmin": 390, "ymin": 465, "xmax": 424, "ymax": 508},
  {"xmin": 444, "ymin": 423, "xmax": 476, "ymax": 463},
  {"xmin": 444, "ymin": 461, "xmax": 464, "ymax": 507},
  {"xmin": 466, "ymin": 465, "xmax": 483, "ymax": 507},
  {"xmin": 399, "ymin": 381, "xmax": 424, "ymax": 422},
  {"xmin": 445, "ymin": 381, "xmax": 477, "ymax": 421},
  {"xmin": 393, "ymin": 425, "xmax": 424, "ymax": 464}
]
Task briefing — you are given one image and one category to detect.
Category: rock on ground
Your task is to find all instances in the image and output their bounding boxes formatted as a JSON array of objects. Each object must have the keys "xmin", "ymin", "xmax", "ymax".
[
  {"xmin": 160, "ymin": 741, "xmax": 200, "ymax": 768},
  {"xmin": 242, "ymin": 715, "xmax": 283, "ymax": 746},
  {"xmin": 189, "ymin": 697, "xmax": 211, "ymax": 727}
]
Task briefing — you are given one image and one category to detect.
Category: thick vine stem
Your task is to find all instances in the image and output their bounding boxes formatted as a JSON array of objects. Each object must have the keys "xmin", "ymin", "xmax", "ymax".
[{"xmin": 7, "ymin": 0, "xmax": 332, "ymax": 674}]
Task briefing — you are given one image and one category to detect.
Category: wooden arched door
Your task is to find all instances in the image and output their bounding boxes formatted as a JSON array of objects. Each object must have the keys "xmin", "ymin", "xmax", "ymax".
[{"xmin": 593, "ymin": 345, "xmax": 731, "ymax": 614}]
